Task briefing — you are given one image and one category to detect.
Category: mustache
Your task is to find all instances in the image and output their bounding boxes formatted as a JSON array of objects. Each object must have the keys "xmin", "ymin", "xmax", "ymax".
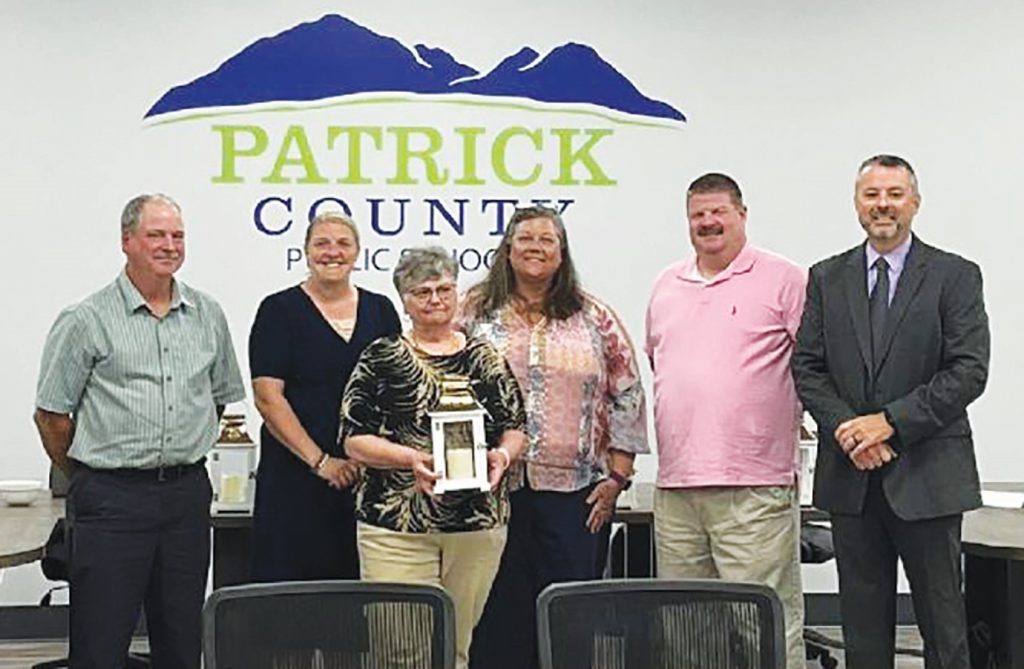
[{"xmin": 696, "ymin": 225, "xmax": 724, "ymax": 237}]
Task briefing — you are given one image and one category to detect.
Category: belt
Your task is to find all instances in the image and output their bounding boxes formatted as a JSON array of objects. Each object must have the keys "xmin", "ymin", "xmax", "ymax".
[{"xmin": 74, "ymin": 458, "xmax": 206, "ymax": 482}]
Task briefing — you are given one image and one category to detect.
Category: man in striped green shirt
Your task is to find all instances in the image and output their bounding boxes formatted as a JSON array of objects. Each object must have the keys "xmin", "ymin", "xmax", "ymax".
[{"xmin": 34, "ymin": 193, "xmax": 245, "ymax": 669}]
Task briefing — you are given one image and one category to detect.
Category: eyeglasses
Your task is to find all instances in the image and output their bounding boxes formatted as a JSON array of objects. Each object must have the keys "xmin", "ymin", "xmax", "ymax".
[{"xmin": 406, "ymin": 284, "xmax": 457, "ymax": 303}]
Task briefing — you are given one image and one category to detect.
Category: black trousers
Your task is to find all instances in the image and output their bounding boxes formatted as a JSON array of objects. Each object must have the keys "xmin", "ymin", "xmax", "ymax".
[
  {"xmin": 831, "ymin": 472, "xmax": 968, "ymax": 669},
  {"xmin": 67, "ymin": 462, "xmax": 211, "ymax": 669},
  {"xmin": 469, "ymin": 483, "xmax": 610, "ymax": 669}
]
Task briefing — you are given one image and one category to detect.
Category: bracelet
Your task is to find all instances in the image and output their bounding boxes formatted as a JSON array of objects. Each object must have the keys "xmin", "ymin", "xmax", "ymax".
[
  {"xmin": 311, "ymin": 452, "xmax": 330, "ymax": 473},
  {"xmin": 495, "ymin": 447, "xmax": 512, "ymax": 469},
  {"xmin": 608, "ymin": 469, "xmax": 633, "ymax": 491}
]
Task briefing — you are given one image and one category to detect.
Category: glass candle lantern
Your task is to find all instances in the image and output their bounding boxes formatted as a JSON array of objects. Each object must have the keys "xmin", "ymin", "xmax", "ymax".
[
  {"xmin": 429, "ymin": 375, "xmax": 490, "ymax": 494},
  {"xmin": 209, "ymin": 413, "xmax": 257, "ymax": 512}
]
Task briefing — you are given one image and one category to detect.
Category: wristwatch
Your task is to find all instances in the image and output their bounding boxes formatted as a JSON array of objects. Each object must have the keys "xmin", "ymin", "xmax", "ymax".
[{"xmin": 608, "ymin": 470, "xmax": 633, "ymax": 491}]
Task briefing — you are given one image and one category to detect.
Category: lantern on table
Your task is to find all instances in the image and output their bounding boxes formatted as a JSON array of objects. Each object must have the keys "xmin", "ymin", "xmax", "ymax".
[{"xmin": 209, "ymin": 413, "xmax": 257, "ymax": 512}]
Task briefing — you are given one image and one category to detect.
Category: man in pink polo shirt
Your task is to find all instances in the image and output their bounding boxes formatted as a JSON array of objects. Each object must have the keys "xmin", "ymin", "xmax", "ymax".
[{"xmin": 645, "ymin": 173, "xmax": 807, "ymax": 668}]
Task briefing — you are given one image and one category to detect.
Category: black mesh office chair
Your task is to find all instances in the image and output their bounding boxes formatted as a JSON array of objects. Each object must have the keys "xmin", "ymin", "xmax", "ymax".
[
  {"xmin": 537, "ymin": 579, "xmax": 786, "ymax": 669},
  {"xmin": 203, "ymin": 581, "xmax": 457, "ymax": 669},
  {"xmin": 801, "ymin": 521, "xmax": 842, "ymax": 668}
]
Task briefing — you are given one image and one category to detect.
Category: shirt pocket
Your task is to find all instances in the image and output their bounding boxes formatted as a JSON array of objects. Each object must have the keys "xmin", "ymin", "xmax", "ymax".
[{"xmin": 178, "ymin": 321, "xmax": 218, "ymax": 396}]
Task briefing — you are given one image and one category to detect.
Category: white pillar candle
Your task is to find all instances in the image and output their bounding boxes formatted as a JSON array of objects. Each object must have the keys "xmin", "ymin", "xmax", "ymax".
[{"xmin": 446, "ymin": 448, "xmax": 475, "ymax": 480}]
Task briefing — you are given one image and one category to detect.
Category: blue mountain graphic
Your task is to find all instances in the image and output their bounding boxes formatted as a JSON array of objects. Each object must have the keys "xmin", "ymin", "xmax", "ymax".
[
  {"xmin": 145, "ymin": 14, "xmax": 685, "ymax": 122},
  {"xmin": 450, "ymin": 43, "xmax": 683, "ymax": 121},
  {"xmin": 414, "ymin": 44, "xmax": 478, "ymax": 83}
]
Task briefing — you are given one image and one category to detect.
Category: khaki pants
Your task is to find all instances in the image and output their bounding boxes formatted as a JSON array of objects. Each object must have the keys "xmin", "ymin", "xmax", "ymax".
[
  {"xmin": 358, "ymin": 522, "xmax": 507, "ymax": 669},
  {"xmin": 654, "ymin": 486, "xmax": 805, "ymax": 669}
]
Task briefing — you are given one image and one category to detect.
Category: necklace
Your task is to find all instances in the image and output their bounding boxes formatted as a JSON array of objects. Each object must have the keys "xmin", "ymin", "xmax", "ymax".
[{"xmin": 410, "ymin": 329, "xmax": 462, "ymax": 355}]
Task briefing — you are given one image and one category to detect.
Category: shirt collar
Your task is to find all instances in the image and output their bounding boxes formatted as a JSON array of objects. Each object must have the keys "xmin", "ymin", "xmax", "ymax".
[
  {"xmin": 116, "ymin": 269, "xmax": 189, "ymax": 315},
  {"xmin": 865, "ymin": 234, "xmax": 913, "ymax": 274},
  {"xmin": 676, "ymin": 244, "xmax": 756, "ymax": 285}
]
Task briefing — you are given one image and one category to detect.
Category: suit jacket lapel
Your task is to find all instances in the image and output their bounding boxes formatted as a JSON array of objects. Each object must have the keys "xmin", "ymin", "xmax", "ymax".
[
  {"xmin": 874, "ymin": 239, "xmax": 929, "ymax": 373},
  {"xmin": 842, "ymin": 244, "xmax": 873, "ymax": 375}
]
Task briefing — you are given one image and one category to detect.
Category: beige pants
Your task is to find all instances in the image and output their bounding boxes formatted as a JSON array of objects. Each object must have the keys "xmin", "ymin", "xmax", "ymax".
[
  {"xmin": 358, "ymin": 522, "xmax": 507, "ymax": 669},
  {"xmin": 654, "ymin": 486, "xmax": 806, "ymax": 669}
]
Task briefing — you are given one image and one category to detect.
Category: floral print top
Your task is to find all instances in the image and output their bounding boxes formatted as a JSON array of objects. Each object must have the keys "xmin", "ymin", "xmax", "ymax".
[{"xmin": 460, "ymin": 293, "xmax": 649, "ymax": 492}]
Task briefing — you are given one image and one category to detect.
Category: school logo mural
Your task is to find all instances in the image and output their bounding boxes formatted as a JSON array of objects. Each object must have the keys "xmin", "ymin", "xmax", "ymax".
[{"xmin": 144, "ymin": 14, "xmax": 685, "ymax": 274}]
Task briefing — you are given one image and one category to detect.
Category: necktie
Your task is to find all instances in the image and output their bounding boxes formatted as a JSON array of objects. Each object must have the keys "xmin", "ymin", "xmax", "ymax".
[{"xmin": 870, "ymin": 257, "xmax": 890, "ymax": 366}]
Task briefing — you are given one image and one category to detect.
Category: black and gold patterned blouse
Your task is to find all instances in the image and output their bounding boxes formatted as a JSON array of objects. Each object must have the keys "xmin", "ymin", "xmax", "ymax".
[{"xmin": 340, "ymin": 335, "xmax": 526, "ymax": 533}]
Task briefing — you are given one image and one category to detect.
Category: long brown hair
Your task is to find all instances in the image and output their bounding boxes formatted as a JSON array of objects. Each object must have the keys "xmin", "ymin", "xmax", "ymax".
[{"xmin": 466, "ymin": 206, "xmax": 584, "ymax": 320}]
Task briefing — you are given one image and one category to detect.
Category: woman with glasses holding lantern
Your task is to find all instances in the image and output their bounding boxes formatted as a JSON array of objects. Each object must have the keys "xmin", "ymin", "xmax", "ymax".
[
  {"xmin": 462, "ymin": 205, "xmax": 649, "ymax": 669},
  {"xmin": 341, "ymin": 246, "xmax": 527, "ymax": 669}
]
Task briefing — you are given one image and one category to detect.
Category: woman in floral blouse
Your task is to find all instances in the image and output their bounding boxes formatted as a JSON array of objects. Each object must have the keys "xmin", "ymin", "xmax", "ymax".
[{"xmin": 462, "ymin": 206, "xmax": 650, "ymax": 669}]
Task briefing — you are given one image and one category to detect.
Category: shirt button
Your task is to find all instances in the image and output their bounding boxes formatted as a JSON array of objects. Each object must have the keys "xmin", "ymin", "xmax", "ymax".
[
  {"xmin": 165, "ymin": 376, "xmax": 172, "ymax": 382},
  {"xmin": 168, "ymin": 405, "xmax": 173, "ymax": 412},
  {"xmin": 165, "ymin": 436, "xmax": 172, "ymax": 442},
  {"xmin": 163, "ymin": 347, "xmax": 169, "ymax": 353}
]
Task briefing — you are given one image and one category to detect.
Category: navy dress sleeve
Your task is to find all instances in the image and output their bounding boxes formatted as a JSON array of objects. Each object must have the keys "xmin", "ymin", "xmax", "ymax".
[{"xmin": 249, "ymin": 293, "xmax": 290, "ymax": 380}]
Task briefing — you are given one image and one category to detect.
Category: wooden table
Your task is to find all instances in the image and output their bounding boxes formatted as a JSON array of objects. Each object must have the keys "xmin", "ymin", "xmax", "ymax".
[
  {"xmin": 209, "ymin": 484, "xmax": 662, "ymax": 588},
  {"xmin": 963, "ymin": 483, "xmax": 1024, "ymax": 669},
  {"xmin": 610, "ymin": 483, "xmax": 656, "ymax": 578},
  {"xmin": 209, "ymin": 508, "xmax": 254, "ymax": 588},
  {"xmin": 0, "ymin": 496, "xmax": 63, "ymax": 569}
]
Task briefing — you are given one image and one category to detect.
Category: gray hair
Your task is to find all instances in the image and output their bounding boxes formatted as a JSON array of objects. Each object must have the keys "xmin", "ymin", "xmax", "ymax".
[
  {"xmin": 120, "ymin": 194, "xmax": 181, "ymax": 234},
  {"xmin": 393, "ymin": 246, "xmax": 458, "ymax": 295},
  {"xmin": 304, "ymin": 210, "xmax": 360, "ymax": 250},
  {"xmin": 857, "ymin": 154, "xmax": 919, "ymax": 194}
]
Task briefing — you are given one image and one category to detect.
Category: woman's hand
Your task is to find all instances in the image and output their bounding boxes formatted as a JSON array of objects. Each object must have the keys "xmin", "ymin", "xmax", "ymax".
[
  {"xmin": 315, "ymin": 457, "xmax": 362, "ymax": 489},
  {"xmin": 585, "ymin": 479, "xmax": 622, "ymax": 533},
  {"xmin": 486, "ymin": 447, "xmax": 512, "ymax": 491},
  {"xmin": 410, "ymin": 451, "xmax": 440, "ymax": 497},
  {"xmin": 345, "ymin": 436, "xmax": 440, "ymax": 497}
]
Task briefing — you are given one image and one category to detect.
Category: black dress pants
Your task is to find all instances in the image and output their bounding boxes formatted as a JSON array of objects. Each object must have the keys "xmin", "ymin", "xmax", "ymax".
[
  {"xmin": 831, "ymin": 472, "xmax": 968, "ymax": 669},
  {"xmin": 67, "ymin": 462, "xmax": 211, "ymax": 669},
  {"xmin": 469, "ymin": 483, "xmax": 610, "ymax": 669}
]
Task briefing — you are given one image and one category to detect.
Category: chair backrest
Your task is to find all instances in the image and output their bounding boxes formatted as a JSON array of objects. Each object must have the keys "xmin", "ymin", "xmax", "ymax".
[
  {"xmin": 537, "ymin": 579, "xmax": 786, "ymax": 669},
  {"xmin": 203, "ymin": 580, "xmax": 456, "ymax": 669}
]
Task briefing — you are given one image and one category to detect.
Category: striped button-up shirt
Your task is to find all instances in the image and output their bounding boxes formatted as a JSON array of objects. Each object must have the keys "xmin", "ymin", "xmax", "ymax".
[{"xmin": 36, "ymin": 271, "xmax": 246, "ymax": 469}]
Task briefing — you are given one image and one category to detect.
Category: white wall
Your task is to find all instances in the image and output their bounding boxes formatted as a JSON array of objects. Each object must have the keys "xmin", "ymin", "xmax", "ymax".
[{"xmin": 2, "ymin": 0, "xmax": 1021, "ymax": 603}]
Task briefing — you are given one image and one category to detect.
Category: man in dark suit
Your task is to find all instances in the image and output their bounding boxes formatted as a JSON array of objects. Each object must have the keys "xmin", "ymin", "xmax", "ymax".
[{"xmin": 792, "ymin": 154, "xmax": 990, "ymax": 669}]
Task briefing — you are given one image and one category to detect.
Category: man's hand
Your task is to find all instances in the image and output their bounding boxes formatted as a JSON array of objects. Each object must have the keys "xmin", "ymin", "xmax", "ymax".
[
  {"xmin": 835, "ymin": 413, "xmax": 894, "ymax": 453},
  {"xmin": 585, "ymin": 479, "xmax": 622, "ymax": 534},
  {"xmin": 848, "ymin": 442, "xmax": 898, "ymax": 470}
]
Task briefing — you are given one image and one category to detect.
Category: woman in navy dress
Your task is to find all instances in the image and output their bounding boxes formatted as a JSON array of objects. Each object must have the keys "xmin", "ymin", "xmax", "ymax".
[{"xmin": 248, "ymin": 211, "xmax": 401, "ymax": 581}]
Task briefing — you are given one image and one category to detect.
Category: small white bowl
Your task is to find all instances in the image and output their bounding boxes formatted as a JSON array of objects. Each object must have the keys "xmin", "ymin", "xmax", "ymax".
[{"xmin": 0, "ymin": 479, "xmax": 44, "ymax": 506}]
